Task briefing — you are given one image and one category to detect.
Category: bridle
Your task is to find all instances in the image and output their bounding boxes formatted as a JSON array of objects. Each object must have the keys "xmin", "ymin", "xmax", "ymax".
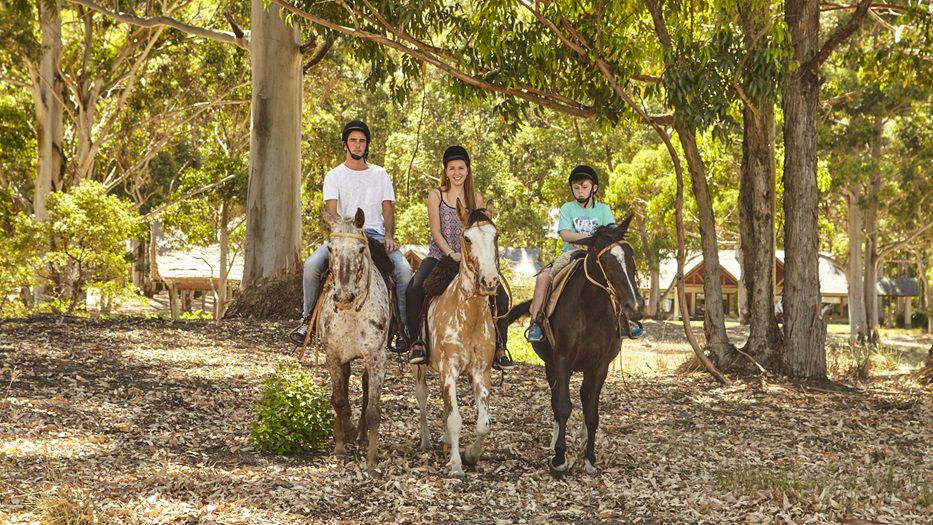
[
  {"xmin": 328, "ymin": 230, "xmax": 372, "ymax": 310},
  {"xmin": 583, "ymin": 239, "xmax": 643, "ymax": 338}
]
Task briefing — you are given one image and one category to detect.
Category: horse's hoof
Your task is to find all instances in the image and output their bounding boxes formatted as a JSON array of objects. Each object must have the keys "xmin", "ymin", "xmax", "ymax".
[
  {"xmin": 462, "ymin": 452, "xmax": 479, "ymax": 467},
  {"xmin": 418, "ymin": 440, "xmax": 431, "ymax": 451},
  {"xmin": 584, "ymin": 459, "xmax": 598, "ymax": 475},
  {"xmin": 550, "ymin": 456, "xmax": 573, "ymax": 473},
  {"xmin": 334, "ymin": 445, "xmax": 347, "ymax": 457},
  {"xmin": 448, "ymin": 468, "xmax": 466, "ymax": 479}
]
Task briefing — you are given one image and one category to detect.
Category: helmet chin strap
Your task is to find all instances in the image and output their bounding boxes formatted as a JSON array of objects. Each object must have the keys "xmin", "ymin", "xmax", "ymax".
[
  {"xmin": 346, "ymin": 143, "xmax": 369, "ymax": 160},
  {"xmin": 575, "ymin": 188, "xmax": 595, "ymax": 206}
]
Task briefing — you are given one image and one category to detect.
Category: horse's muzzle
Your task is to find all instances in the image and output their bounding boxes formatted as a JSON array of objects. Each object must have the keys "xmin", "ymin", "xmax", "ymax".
[
  {"xmin": 477, "ymin": 276, "xmax": 499, "ymax": 296},
  {"xmin": 334, "ymin": 292, "xmax": 356, "ymax": 308}
]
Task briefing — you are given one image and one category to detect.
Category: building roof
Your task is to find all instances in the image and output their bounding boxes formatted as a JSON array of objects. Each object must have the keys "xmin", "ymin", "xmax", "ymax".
[
  {"xmin": 876, "ymin": 277, "xmax": 920, "ymax": 297},
  {"xmin": 654, "ymin": 250, "xmax": 849, "ymax": 296},
  {"xmin": 151, "ymin": 221, "xmax": 244, "ymax": 282}
]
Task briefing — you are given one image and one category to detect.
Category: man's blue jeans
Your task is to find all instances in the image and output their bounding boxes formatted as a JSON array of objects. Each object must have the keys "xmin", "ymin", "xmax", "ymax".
[{"xmin": 302, "ymin": 229, "xmax": 412, "ymax": 334}]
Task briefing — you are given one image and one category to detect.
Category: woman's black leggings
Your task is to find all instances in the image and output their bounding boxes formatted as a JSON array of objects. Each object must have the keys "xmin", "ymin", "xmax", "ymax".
[{"xmin": 405, "ymin": 257, "xmax": 510, "ymax": 350}]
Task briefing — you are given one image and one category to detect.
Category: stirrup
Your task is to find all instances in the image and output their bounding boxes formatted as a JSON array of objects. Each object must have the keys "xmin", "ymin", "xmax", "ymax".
[{"xmin": 408, "ymin": 340, "xmax": 428, "ymax": 365}]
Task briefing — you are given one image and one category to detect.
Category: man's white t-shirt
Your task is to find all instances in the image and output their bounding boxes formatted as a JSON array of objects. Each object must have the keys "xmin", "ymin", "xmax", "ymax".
[{"xmin": 322, "ymin": 163, "xmax": 395, "ymax": 235}]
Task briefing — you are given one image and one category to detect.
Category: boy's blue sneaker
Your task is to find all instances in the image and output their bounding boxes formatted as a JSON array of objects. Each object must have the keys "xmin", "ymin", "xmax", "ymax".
[
  {"xmin": 628, "ymin": 322, "xmax": 644, "ymax": 338},
  {"xmin": 525, "ymin": 322, "xmax": 545, "ymax": 342}
]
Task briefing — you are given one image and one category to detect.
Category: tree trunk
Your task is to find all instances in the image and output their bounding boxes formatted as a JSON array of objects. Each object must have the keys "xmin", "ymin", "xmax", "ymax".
[
  {"xmin": 675, "ymin": 126, "xmax": 734, "ymax": 362},
  {"xmin": 31, "ymin": 0, "xmax": 65, "ymax": 304},
  {"xmin": 738, "ymin": 102, "xmax": 782, "ymax": 366},
  {"xmin": 736, "ymin": 235, "xmax": 749, "ymax": 325},
  {"xmin": 863, "ymin": 115, "xmax": 883, "ymax": 341},
  {"xmin": 781, "ymin": 0, "xmax": 827, "ymax": 379},
  {"xmin": 917, "ymin": 250, "xmax": 932, "ymax": 334},
  {"xmin": 635, "ymin": 213, "xmax": 659, "ymax": 317},
  {"xmin": 846, "ymin": 187, "xmax": 868, "ymax": 345},
  {"xmin": 32, "ymin": 0, "xmax": 65, "ymax": 219},
  {"xmin": 242, "ymin": 0, "xmax": 303, "ymax": 288},
  {"xmin": 216, "ymin": 200, "xmax": 230, "ymax": 320}
]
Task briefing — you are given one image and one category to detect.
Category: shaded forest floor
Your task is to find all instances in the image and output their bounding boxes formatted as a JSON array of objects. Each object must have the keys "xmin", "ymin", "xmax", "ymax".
[{"xmin": 1, "ymin": 316, "xmax": 930, "ymax": 524}]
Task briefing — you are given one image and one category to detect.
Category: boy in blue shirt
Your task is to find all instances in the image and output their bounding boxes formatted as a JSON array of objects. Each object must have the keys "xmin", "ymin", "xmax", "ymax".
[{"xmin": 526, "ymin": 165, "xmax": 642, "ymax": 341}]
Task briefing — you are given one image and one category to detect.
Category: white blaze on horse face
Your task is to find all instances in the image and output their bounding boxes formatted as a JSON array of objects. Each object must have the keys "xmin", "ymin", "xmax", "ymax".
[
  {"xmin": 329, "ymin": 219, "xmax": 368, "ymax": 305},
  {"xmin": 609, "ymin": 244, "xmax": 641, "ymax": 307},
  {"xmin": 463, "ymin": 222, "xmax": 498, "ymax": 294}
]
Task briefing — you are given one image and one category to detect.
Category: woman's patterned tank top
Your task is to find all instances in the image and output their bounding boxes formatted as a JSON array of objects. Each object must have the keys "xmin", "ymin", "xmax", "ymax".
[{"xmin": 426, "ymin": 194, "xmax": 463, "ymax": 260}]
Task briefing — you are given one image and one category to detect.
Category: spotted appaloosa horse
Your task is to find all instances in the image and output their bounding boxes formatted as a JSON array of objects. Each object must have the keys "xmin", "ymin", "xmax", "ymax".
[
  {"xmin": 507, "ymin": 214, "xmax": 645, "ymax": 474},
  {"xmin": 319, "ymin": 209, "xmax": 392, "ymax": 468},
  {"xmin": 414, "ymin": 207, "xmax": 500, "ymax": 478}
]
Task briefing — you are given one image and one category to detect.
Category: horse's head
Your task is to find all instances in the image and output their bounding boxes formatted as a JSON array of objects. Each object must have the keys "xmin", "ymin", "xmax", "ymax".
[
  {"xmin": 457, "ymin": 202, "xmax": 499, "ymax": 296},
  {"xmin": 577, "ymin": 213, "xmax": 645, "ymax": 322},
  {"xmin": 324, "ymin": 208, "xmax": 371, "ymax": 309}
]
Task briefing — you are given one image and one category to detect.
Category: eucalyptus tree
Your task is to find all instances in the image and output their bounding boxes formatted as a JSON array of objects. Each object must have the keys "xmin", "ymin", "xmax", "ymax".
[
  {"xmin": 66, "ymin": 0, "xmax": 334, "ymax": 289},
  {"xmin": 821, "ymin": 3, "xmax": 933, "ymax": 344}
]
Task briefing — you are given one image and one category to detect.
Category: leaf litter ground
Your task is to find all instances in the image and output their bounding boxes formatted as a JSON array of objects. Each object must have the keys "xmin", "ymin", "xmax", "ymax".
[{"xmin": 1, "ymin": 316, "xmax": 930, "ymax": 524}]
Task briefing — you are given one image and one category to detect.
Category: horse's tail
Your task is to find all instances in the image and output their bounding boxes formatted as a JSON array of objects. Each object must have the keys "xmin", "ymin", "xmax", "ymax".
[{"xmin": 505, "ymin": 299, "xmax": 531, "ymax": 326}]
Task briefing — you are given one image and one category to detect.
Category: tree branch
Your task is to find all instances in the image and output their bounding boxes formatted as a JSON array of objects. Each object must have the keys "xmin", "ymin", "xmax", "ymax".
[
  {"xmin": 66, "ymin": 0, "xmax": 250, "ymax": 50},
  {"xmin": 268, "ymin": 0, "xmax": 597, "ymax": 117},
  {"xmin": 809, "ymin": 0, "xmax": 872, "ymax": 72},
  {"xmin": 303, "ymin": 36, "xmax": 334, "ymax": 72}
]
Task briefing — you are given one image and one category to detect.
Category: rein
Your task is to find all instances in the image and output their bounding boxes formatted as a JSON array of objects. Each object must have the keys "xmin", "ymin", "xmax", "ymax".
[{"xmin": 582, "ymin": 239, "xmax": 642, "ymax": 339}]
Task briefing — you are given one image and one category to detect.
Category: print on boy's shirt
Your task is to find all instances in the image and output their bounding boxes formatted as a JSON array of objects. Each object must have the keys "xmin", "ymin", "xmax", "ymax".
[{"xmin": 573, "ymin": 216, "xmax": 601, "ymax": 236}]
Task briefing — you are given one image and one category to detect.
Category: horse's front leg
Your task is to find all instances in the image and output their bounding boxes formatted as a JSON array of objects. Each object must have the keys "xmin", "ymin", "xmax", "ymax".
[
  {"xmin": 549, "ymin": 360, "xmax": 573, "ymax": 473},
  {"xmin": 364, "ymin": 356, "xmax": 386, "ymax": 468},
  {"xmin": 413, "ymin": 364, "xmax": 431, "ymax": 450},
  {"xmin": 441, "ymin": 367, "xmax": 464, "ymax": 478},
  {"xmin": 580, "ymin": 366, "xmax": 609, "ymax": 474},
  {"xmin": 357, "ymin": 369, "xmax": 369, "ymax": 443},
  {"xmin": 329, "ymin": 360, "xmax": 354, "ymax": 457},
  {"xmin": 463, "ymin": 365, "xmax": 491, "ymax": 466}
]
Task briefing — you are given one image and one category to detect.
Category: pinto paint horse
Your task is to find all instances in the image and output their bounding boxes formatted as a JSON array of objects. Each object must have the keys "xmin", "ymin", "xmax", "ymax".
[
  {"xmin": 508, "ymin": 214, "xmax": 645, "ymax": 474},
  {"xmin": 319, "ymin": 209, "xmax": 392, "ymax": 468},
  {"xmin": 413, "ymin": 207, "xmax": 500, "ymax": 478}
]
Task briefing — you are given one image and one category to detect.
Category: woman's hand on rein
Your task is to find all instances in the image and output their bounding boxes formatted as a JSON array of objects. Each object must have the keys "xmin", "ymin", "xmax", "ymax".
[{"xmin": 450, "ymin": 252, "xmax": 462, "ymax": 262}]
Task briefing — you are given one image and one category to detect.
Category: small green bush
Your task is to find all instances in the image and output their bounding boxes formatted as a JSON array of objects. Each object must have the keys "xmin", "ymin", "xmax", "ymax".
[{"xmin": 250, "ymin": 364, "xmax": 334, "ymax": 454}]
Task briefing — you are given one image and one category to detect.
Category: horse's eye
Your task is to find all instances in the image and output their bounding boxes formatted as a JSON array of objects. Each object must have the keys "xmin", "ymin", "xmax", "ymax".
[
  {"xmin": 358, "ymin": 247, "xmax": 365, "ymax": 254},
  {"xmin": 464, "ymin": 237, "xmax": 472, "ymax": 244}
]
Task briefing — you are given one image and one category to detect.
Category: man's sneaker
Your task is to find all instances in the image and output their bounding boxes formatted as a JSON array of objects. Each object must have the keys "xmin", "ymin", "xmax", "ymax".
[
  {"xmin": 628, "ymin": 322, "xmax": 644, "ymax": 338},
  {"xmin": 492, "ymin": 352, "xmax": 515, "ymax": 371},
  {"xmin": 524, "ymin": 322, "xmax": 544, "ymax": 343},
  {"xmin": 390, "ymin": 333, "xmax": 409, "ymax": 354},
  {"xmin": 288, "ymin": 317, "xmax": 311, "ymax": 346},
  {"xmin": 408, "ymin": 341, "xmax": 428, "ymax": 365}
]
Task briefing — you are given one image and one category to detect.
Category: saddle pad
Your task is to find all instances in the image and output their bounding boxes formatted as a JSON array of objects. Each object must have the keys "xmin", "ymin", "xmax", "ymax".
[{"xmin": 543, "ymin": 256, "xmax": 585, "ymax": 319}]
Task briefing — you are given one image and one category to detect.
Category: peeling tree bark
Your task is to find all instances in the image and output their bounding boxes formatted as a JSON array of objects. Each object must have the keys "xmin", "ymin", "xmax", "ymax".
[
  {"xmin": 738, "ymin": 102, "xmax": 782, "ymax": 367},
  {"xmin": 241, "ymin": 0, "xmax": 303, "ymax": 287},
  {"xmin": 782, "ymin": 0, "xmax": 827, "ymax": 379},
  {"xmin": 846, "ymin": 188, "xmax": 868, "ymax": 345}
]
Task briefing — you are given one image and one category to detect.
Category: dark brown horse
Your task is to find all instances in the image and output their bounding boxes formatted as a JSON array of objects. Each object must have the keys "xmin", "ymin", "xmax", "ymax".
[{"xmin": 508, "ymin": 214, "xmax": 644, "ymax": 474}]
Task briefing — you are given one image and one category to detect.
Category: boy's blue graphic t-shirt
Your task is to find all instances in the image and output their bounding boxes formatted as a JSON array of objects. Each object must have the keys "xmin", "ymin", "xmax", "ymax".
[{"xmin": 557, "ymin": 201, "xmax": 615, "ymax": 252}]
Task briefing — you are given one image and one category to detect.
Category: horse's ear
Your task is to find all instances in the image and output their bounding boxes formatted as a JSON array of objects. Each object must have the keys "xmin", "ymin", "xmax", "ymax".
[
  {"xmin": 617, "ymin": 213, "xmax": 635, "ymax": 236},
  {"xmin": 322, "ymin": 207, "xmax": 337, "ymax": 227},
  {"xmin": 456, "ymin": 198, "xmax": 468, "ymax": 225},
  {"xmin": 484, "ymin": 198, "xmax": 497, "ymax": 220},
  {"xmin": 354, "ymin": 208, "xmax": 365, "ymax": 229}
]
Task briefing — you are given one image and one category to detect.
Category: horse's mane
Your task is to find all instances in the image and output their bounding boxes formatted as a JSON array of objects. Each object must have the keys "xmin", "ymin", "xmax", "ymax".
[
  {"xmin": 422, "ymin": 209, "xmax": 494, "ymax": 301},
  {"xmin": 423, "ymin": 255, "xmax": 460, "ymax": 300},
  {"xmin": 467, "ymin": 208, "xmax": 492, "ymax": 226},
  {"xmin": 590, "ymin": 223, "xmax": 625, "ymax": 248},
  {"xmin": 367, "ymin": 237, "xmax": 394, "ymax": 279}
]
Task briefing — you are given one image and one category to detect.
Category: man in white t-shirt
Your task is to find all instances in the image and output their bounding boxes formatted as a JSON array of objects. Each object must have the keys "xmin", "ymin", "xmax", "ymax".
[{"xmin": 289, "ymin": 120, "xmax": 413, "ymax": 349}]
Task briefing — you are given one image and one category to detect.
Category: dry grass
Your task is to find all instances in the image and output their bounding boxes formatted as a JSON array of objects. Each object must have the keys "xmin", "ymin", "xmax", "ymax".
[{"xmin": 37, "ymin": 487, "xmax": 96, "ymax": 525}]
